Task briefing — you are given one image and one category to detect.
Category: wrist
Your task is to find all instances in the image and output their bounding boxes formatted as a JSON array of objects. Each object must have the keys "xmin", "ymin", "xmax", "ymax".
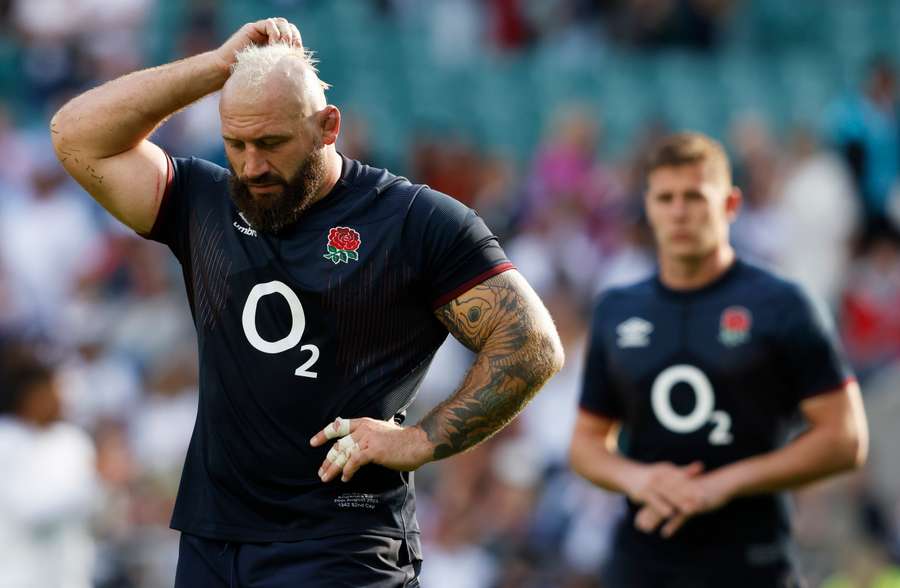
[
  {"xmin": 405, "ymin": 425, "xmax": 436, "ymax": 468},
  {"xmin": 202, "ymin": 49, "xmax": 234, "ymax": 80},
  {"xmin": 618, "ymin": 461, "xmax": 649, "ymax": 500},
  {"xmin": 706, "ymin": 467, "xmax": 741, "ymax": 502}
]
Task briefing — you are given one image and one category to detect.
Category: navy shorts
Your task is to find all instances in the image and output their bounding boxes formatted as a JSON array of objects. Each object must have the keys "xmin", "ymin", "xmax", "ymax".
[
  {"xmin": 601, "ymin": 552, "xmax": 806, "ymax": 588},
  {"xmin": 174, "ymin": 532, "xmax": 421, "ymax": 588}
]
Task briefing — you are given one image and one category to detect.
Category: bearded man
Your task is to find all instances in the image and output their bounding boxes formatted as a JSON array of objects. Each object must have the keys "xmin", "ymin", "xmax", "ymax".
[{"xmin": 51, "ymin": 18, "xmax": 563, "ymax": 587}]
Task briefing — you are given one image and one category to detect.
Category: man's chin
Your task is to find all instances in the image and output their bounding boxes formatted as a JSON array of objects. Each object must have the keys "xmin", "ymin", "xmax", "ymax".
[
  {"xmin": 238, "ymin": 202, "xmax": 308, "ymax": 235},
  {"xmin": 249, "ymin": 185, "xmax": 284, "ymax": 197},
  {"xmin": 666, "ymin": 244, "xmax": 719, "ymax": 263},
  {"xmin": 243, "ymin": 216, "xmax": 289, "ymax": 235},
  {"xmin": 664, "ymin": 236, "xmax": 701, "ymax": 250}
]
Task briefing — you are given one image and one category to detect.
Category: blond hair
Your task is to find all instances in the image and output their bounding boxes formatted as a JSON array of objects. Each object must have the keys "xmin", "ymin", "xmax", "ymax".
[
  {"xmin": 228, "ymin": 43, "xmax": 330, "ymax": 109},
  {"xmin": 645, "ymin": 132, "xmax": 732, "ymax": 187}
]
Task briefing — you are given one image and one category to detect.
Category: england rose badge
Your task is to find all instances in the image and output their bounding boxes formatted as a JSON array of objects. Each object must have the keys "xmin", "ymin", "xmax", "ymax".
[
  {"xmin": 719, "ymin": 306, "xmax": 751, "ymax": 347},
  {"xmin": 323, "ymin": 227, "xmax": 361, "ymax": 264}
]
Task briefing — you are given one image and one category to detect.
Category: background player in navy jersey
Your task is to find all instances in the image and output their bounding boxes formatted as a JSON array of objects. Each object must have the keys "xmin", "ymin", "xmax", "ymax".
[
  {"xmin": 50, "ymin": 18, "xmax": 564, "ymax": 587},
  {"xmin": 569, "ymin": 132, "xmax": 869, "ymax": 588}
]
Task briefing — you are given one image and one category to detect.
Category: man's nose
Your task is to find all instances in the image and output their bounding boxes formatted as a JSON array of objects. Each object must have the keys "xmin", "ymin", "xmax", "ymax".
[
  {"xmin": 243, "ymin": 149, "xmax": 270, "ymax": 180},
  {"xmin": 670, "ymin": 196, "xmax": 689, "ymax": 218}
]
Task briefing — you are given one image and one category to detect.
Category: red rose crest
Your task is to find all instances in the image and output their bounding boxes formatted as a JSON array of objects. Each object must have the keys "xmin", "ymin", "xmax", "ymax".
[
  {"xmin": 719, "ymin": 306, "xmax": 751, "ymax": 346},
  {"xmin": 323, "ymin": 227, "xmax": 361, "ymax": 264}
]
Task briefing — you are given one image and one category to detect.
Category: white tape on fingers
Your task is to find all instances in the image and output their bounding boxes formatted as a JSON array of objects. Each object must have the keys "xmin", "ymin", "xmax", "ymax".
[
  {"xmin": 333, "ymin": 450, "xmax": 349, "ymax": 468},
  {"xmin": 326, "ymin": 445, "xmax": 343, "ymax": 463},
  {"xmin": 337, "ymin": 435, "xmax": 356, "ymax": 451},
  {"xmin": 324, "ymin": 418, "xmax": 351, "ymax": 440}
]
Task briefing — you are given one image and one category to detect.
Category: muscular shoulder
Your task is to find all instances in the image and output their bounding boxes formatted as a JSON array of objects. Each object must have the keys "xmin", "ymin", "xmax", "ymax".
[
  {"xmin": 335, "ymin": 159, "xmax": 429, "ymax": 221},
  {"xmin": 391, "ymin": 183, "xmax": 472, "ymax": 233}
]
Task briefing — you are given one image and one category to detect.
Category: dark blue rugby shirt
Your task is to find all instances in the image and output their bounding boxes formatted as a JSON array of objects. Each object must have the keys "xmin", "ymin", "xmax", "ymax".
[
  {"xmin": 142, "ymin": 153, "xmax": 512, "ymax": 542},
  {"xmin": 579, "ymin": 259, "xmax": 854, "ymax": 565}
]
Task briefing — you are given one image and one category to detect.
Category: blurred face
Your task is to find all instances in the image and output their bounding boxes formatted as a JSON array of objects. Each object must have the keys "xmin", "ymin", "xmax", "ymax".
[
  {"xmin": 20, "ymin": 377, "xmax": 62, "ymax": 427},
  {"xmin": 645, "ymin": 162, "xmax": 740, "ymax": 262},
  {"xmin": 220, "ymin": 85, "xmax": 329, "ymax": 235}
]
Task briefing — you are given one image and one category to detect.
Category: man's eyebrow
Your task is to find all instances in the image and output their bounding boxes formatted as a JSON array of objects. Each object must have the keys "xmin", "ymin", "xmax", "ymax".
[{"xmin": 221, "ymin": 134, "xmax": 291, "ymax": 142}]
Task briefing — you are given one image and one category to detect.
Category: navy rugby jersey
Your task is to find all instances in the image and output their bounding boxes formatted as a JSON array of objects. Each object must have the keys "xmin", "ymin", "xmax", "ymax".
[
  {"xmin": 142, "ymin": 154, "xmax": 512, "ymax": 543},
  {"xmin": 580, "ymin": 260, "xmax": 853, "ymax": 568}
]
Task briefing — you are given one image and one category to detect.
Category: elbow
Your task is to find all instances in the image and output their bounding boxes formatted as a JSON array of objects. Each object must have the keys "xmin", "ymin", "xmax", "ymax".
[
  {"xmin": 844, "ymin": 406, "xmax": 870, "ymax": 470},
  {"xmin": 549, "ymin": 337, "xmax": 565, "ymax": 377},
  {"xmin": 567, "ymin": 438, "xmax": 587, "ymax": 478},
  {"xmin": 833, "ymin": 426, "xmax": 868, "ymax": 472},
  {"xmin": 49, "ymin": 110, "xmax": 71, "ymax": 157},
  {"xmin": 846, "ymin": 427, "xmax": 868, "ymax": 470},
  {"xmin": 49, "ymin": 104, "xmax": 85, "ymax": 161},
  {"xmin": 518, "ymin": 324, "xmax": 565, "ymax": 386},
  {"xmin": 541, "ymin": 327, "xmax": 565, "ymax": 377},
  {"xmin": 841, "ymin": 381, "xmax": 869, "ymax": 471}
]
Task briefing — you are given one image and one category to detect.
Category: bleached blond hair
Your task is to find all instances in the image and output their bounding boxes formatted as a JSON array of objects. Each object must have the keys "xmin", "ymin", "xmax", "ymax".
[{"xmin": 228, "ymin": 43, "xmax": 330, "ymax": 109}]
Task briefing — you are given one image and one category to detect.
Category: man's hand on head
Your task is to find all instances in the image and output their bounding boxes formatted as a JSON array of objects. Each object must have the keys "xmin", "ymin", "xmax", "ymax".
[{"xmin": 214, "ymin": 18, "xmax": 303, "ymax": 73}]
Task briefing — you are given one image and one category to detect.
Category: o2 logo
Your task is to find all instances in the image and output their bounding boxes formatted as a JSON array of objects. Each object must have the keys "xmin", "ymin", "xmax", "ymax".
[
  {"xmin": 650, "ymin": 364, "xmax": 732, "ymax": 445},
  {"xmin": 241, "ymin": 281, "xmax": 320, "ymax": 378}
]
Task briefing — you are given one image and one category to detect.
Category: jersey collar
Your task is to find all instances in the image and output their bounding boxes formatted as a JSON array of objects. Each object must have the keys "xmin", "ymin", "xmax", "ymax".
[{"xmin": 653, "ymin": 258, "xmax": 744, "ymax": 301}]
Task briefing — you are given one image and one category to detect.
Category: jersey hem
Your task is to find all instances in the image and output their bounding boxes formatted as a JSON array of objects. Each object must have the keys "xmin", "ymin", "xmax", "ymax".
[
  {"xmin": 172, "ymin": 522, "xmax": 421, "ymax": 544},
  {"xmin": 612, "ymin": 521, "xmax": 794, "ymax": 569}
]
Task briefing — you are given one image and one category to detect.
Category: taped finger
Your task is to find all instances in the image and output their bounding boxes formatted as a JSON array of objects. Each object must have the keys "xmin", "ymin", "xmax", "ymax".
[
  {"xmin": 332, "ymin": 450, "xmax": 349, "ymax": 468},
  {"xmin": 326, "ymin": 444, "xmax": 343, "ymax": 463},
  {"xmin": 337, "ymin": 435, "xmax": 357, "ymax": 451},
  {"xmin": 340, "ymin": 448, "xmax": 369, "ymax": 482},
  {"xmin": 324, "ymin": 418, "xmax": 351, "ymax": 440}
]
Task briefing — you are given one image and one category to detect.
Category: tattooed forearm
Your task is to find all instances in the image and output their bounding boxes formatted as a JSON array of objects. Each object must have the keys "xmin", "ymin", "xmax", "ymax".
[{"xmin": 418, "ymin": 270, "xmax": 564, "ymax": 460}]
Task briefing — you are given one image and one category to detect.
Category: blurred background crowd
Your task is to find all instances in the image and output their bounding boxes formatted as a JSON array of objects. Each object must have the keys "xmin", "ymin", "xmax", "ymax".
[{"xmin": 2, "ymin": 0, "xmax": 900, "ymax": 586}]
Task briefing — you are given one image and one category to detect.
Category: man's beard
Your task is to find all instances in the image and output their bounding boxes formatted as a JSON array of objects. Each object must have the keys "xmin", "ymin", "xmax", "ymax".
[{"xmin": 228, "ymin": 148, "xmax": 329, "ymax": 235}]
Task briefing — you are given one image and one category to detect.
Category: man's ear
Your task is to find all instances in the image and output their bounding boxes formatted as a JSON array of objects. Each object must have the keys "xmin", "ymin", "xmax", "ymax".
[
  {"xmin": 725, "ymin": 186, "xmax": 742, "ymax": 222},
  {"xmin": 319, "ymin": 105, "xmax": 341, "ymax": 146}
]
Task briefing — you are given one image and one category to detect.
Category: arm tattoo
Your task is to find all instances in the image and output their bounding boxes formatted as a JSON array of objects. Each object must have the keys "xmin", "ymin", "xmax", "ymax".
[{"xmin": 419, "ymin": 271, "xmax": 562, "ymax": 460}]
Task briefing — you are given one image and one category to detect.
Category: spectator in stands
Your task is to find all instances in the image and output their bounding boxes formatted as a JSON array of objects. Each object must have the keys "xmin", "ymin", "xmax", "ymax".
[
  {"xmin": 840, "ymin": 236, "xmax": 900, "ymax": 378},
  {"xmin": 776, "ymin": 127, "xmax": 860, "ymax": 308},
  {"xmin": 0, "ymin": 345, "xmax": 99, "ymax": 588},
  {"xmin": 827, "ymin": 56, "xmax": 900, "ymax": 242}
]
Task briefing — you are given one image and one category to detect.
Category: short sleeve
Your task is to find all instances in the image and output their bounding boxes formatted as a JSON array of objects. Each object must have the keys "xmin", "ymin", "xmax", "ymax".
[
  {"xmin": 776, "ymin": 284, "xmax": 855, "ymax": 404},
  {"xmin": 139, "ymin": 154, "xmax": 188, "ymax": 257},
  {"xmin": 578, "ymin": 298, "xmax": 623, "ymax": 419},
  {"xmin": 403, "ymin": 187, "xmax": 513, "ymax": 308},
  {"xmin": 139, "ymin": 156, "xmax": 226, "ymax": 262}
]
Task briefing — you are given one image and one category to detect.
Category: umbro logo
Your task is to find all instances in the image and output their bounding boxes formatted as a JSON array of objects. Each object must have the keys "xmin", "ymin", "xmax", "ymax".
[
  {"xmin": 233, "ymin": 212, "xmax": 257, "ymax": 238},
  {"xmin": 617, "ymin": 317, "xmax": 653, "ymax": 348}
]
